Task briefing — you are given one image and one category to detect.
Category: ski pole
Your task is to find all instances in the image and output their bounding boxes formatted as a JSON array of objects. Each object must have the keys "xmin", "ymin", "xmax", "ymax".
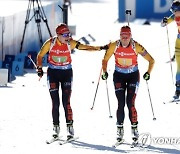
[
  {"xmin": 166, "ymin": 26, "xmax": 174, "ymax": 85},
  {"xmin": 105, "ymin": 79, "xmax": 113, "ymax": 118},
  {"xmin": 125, "ymin": 9, "xmax": 131, "ymax": 26},
  {"xmin": 146, "ymin": 80, "xmax": 156, "ymax": 121},
  {"xmin": 90, "ymin": 68, "xmax": 102, "ymax": 110},
  {"xmin": 28, "ymin": 54, "xmax": 37, "ymax": 69},
  {"xmin": 28, "ymin": 55, "xmax": 41, "ymax": 81}
]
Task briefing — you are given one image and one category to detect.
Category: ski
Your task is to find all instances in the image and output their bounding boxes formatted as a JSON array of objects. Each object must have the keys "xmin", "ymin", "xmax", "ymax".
[
  {"xmin": 166, "ymin": 59, "xmax": 175, "ymax": 63},
  {"xmin": 46, "ymin": 135, "xmax": 63, "ymax": 144},
  {"xmin": 112, "ymin": 139, "xmax": 125, "ymax": 148},
  {"xmin": 163, "ymin": 99, "xmax": 180, "ymax": 104},
  {"xmin": 59, "ymin": 136, "xmax": 79, "ymax": 145},
  {"xmin": 130, "ymin": 140, "xmax": 138, "ymax": 148}
]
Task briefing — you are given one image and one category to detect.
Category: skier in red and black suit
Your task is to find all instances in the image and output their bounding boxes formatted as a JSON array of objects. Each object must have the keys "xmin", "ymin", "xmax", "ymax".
[
  {"xmin": 101, "ymin": 26, "xmax": 155, "ymax": 143},
  {"xmin": 36, "ymin": 23, "xmax": 102, "ymax": 140}
]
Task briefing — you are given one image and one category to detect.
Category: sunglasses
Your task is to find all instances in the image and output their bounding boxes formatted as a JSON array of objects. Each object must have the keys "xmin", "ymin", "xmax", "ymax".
[
  {"xmin": 60, "ymin": 33, "xmax": 71, "ymax": 37},
  {"xmin": 120, "ymin": 33, "xmax": 131, "ymax": 39},
  {"xmin": 121, "ymin": 35, "xmax": 131, "ymax": 39}
]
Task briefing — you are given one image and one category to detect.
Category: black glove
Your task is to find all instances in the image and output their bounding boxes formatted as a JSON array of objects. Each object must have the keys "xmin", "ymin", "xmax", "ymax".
[
  {"xmin": 161, "ymin": 17, "xmax": 168, "ymax": 27},
  {"xmin": 37, "ymin": 66, "xmax": 43, "ymax": 77},
  {"xmin": 143, "ymin": 72, "xmax": 150, "ymax": 80},
  {"xmin": 100, "ymin": 45, "xmax": 109, "ymax": 50},
  {"xmin": 171, "ymin": 54, "xmax": 175, "ymax": 62},
  {"xmin": 162, "ymin": 17, "xmax": 168, "ymax": 24},
  {"xmin": 102, "ymin": 72, "xmax": 108, "ymax": 80}
]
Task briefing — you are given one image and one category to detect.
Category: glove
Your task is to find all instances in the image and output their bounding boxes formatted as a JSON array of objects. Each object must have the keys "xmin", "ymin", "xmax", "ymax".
[
  {"xmin": 100, "ymin": 45, "xmax": 109, "ymax": 50},
  {"xmin": 101, "ymin": 72, "xmax": 108, "ymax": 80},
  {"xmin": 162, "ymin": 17, "xmax": 168, "ymax": 24},
  {"xmin": 143, "ymin": 72, "xmax": 150, "ymax": 80},
  {"xmin": 37, "ymin": 66, "xmax": 43, "ymax": 77},
  {"xmin": 161, "ymin": 17, "xmax": 168, "ymax": 27}
]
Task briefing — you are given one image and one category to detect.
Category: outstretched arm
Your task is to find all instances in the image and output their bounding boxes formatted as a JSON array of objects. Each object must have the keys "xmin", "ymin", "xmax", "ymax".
[{"xmin": 70, "ymin": 39, "xmax": 101, "ymax": 51}]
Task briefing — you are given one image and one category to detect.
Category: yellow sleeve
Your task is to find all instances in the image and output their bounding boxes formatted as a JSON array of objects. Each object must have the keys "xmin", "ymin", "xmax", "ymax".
[
  {"xmin": 102, "ymin": 42, "xmax": 116, "ymax": 72},
  {"xmin": 70, "ymin": 39, "xmax": 101, "ymax": 51},
  {"xmin": 167, "ymin": 15, "xmax": 174, "ymax": 24},
  {"xmin": 36, "ymin": 39, "xmax": 51, "ymax": 67},
  {"xmin": 135, "ymin": 41, "xmax": 155, "ymax": 74}
]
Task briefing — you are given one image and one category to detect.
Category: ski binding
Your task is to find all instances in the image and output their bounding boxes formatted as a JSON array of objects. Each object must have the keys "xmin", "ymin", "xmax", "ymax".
[
  {"xmin": 46, "ymin": 135, "xmax": 62, "ymax": 144},
  {"xmin": 59, "ymin": 136, "xmax": 79, "ymax": 145},
  {"xmin": 112, "ymin": 139, "xmax": 124, "ymax": 148},
  {"xmin": 130, "ymin": 140, "xmax": 138, "ymax": 148}
]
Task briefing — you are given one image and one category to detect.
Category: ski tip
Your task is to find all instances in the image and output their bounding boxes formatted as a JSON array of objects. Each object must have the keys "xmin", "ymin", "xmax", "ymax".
[
  {"xmin": 46, "ymin": 140, "xmax": 54, "ymax": 144},
  {"xmin": 112, "ymin": 139, "xmax": 124, "ymax": 148},
  {"xmin": 163, "ymin": 99, "xmax": 180, "ymax": 104},
  {"xmin": 59, "ymin": 142, "xmax": 64, "ymax": 145},
  {"xmin": 112, "ymin": 145, "xmax": 116, "ymax": 148}
]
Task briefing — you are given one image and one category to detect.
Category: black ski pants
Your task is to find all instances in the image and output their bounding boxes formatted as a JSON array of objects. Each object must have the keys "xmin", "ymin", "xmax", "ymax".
[
  {"xmin": 47, "ymin": 67, "xmax": 73, "ymax": 125},
  {"xmin": 113, "ymin": 70, "xmax": 139, "ymax": 125}
]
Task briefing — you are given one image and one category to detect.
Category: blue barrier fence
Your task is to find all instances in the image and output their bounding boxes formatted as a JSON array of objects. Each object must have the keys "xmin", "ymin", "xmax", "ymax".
[{"xmin": 0, "ymin": 52, "xmax": 48, "ymax": 82}]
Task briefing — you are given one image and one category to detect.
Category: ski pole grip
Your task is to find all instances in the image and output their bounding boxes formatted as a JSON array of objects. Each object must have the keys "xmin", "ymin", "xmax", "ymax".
[{"xmin": 125, "ymin": 10, "xmax": 131, "ymax": 15}]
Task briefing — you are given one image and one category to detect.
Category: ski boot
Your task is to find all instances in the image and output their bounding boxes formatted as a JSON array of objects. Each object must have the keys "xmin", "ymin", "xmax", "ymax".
[
  {"xmin": 173, "ymin": 89, "xmax": 180, "ymax": 100},
  {"xmin": 116, "ymin": 124, "xmax": 124, "ymax": 143},
  {"xmin": 131, "ymin": 122, "xmax": 139, "ymax": 142},
  {"xmin": 52, "ymin": 125, "xmax": 60, "ymax": 138},
  {"xmin": 67, "ymin": 122, "xmax": 74, "ymax": 140}
]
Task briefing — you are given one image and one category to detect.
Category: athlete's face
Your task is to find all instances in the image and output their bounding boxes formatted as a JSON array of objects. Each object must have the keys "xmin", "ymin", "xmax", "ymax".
[
  {"xmin": 175, "ymin": 11, "xmax": 180, "ymax": 17},
  {"xmin": 58, "ymin": 33, "xmax": 71, "ymax": 44},
  {"xmin": 120, "ymin": 33, "xmax": 131, "ymax": 47}
]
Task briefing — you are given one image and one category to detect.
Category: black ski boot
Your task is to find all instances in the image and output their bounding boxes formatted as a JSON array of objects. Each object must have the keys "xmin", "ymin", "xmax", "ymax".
[
  {"xmin": 67, "ymin": 122, "xmax": 74, "ymax": 140},
  {"xmin": 131, "ymin": 122, "xmax": 139, "ymax": 142},
  {"xmin": 52, "ymin": 125, "xmax": 60, "ymax": 138},
  {"xmin": 117, "ymin": 124, "xmax": 124, "ymax": 142}
]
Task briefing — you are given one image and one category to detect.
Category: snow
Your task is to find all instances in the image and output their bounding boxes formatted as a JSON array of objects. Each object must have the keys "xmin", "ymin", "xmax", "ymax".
[{"xmin": 1, "ymin": 0, "xmax": 180, "ymax": 153}]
